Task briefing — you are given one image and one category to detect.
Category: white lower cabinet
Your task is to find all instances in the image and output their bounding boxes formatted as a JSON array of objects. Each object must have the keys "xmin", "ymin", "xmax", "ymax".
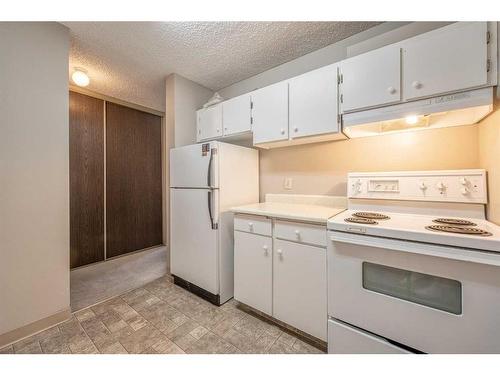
[
  {"xmin": 233, "ymin": 215, "xmax": 328, "ymax": 341},
  {"xmin": 234, "ymin": 231, "xmax": 273, "ymax": 315},
  {"xmin": 274, "ymin": 239, "xmax": 327, "ymax": 341}
]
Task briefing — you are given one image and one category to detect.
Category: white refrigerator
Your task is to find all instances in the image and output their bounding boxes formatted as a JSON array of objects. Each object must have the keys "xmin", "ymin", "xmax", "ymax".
[{"xmin": 170, "ymin": 141, "xmax": 259, "ymax": 305}]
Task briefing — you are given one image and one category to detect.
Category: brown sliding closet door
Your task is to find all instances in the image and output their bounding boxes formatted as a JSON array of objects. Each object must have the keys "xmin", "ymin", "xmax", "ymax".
[
  {"xmin": 69, "ymin": 91, "xmax": 105, "ymax": 268},
  {"xmin": 106, "ymin": 102, "xmax": 163, "ymax": 258}
]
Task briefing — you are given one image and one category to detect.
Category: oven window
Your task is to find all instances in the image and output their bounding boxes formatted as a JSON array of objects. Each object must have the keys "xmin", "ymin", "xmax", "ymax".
[{"xmin": 362, "ymin": 262, "xmax": 462, "ymax": 315}]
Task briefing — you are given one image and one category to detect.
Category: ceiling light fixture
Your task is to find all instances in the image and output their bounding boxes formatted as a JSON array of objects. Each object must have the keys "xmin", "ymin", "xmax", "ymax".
[{"xmin": 72, "ymin": 69, "xmax": 90, "ymax": 87}]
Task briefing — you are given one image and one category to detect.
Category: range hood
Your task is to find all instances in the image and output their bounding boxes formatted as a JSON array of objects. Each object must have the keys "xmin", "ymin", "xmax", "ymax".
[{"xmin": 342, "ymin": 87, "xmax": 493, "ymax": 138}]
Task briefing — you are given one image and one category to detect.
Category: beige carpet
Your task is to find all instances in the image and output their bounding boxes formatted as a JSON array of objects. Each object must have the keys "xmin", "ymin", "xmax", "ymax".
[{"xmin": 70, "ymin": 246, "xmax": 168, "ymax": 311}]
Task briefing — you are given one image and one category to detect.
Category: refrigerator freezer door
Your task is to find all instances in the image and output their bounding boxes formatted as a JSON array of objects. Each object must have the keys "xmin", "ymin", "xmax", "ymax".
[
  {"xmin": 170, "ymin": 188, "xmax": 219, "ymax": 294},
  {"xmin": 170, "ymin": 142, "xmax": 219, "ymax": 188}
]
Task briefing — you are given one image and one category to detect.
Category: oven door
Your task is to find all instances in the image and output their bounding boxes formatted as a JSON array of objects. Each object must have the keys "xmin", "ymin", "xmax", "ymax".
[{"xmin": 328, "ymin": 231, "xmax": 500, "ymax": 354}]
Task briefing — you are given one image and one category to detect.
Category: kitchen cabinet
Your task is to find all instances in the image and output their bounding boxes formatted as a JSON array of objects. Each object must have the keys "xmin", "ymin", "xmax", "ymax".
[
  {"xmin": 273, "ymin": 239, "xmax": 327, "ymax": 341},
  {"xmin": 196, "ymin": 104, "xmax": 222, "ymax": 142},
  {"xmin": 402, "ymin": 22, "xmax": 490, "ymax": 100},
  {"xmin": 251, "ymin": 81, "xmax": 289, "ymax": 145},
  {"xmin": 289, "ymin": 64, "xmax": 340, "ymax": 139},
  {"xmin": 233, "ymin": 214, "xmax": 328, "ymax": 341},
  {"xmin": 234, "ymin": 230, "xmax": 273, "ymax": 316},
  {"xmin": 222, "ymin": 94, "xmax": 252, "ymax": 136},
  {"xmin": 339, "ymin": 44, "xmax": 401, "ymax": 112}
]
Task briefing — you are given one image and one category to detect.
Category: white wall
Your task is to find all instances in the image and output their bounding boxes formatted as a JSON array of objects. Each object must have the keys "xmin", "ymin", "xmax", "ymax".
[
  {"xmin": 218, "ymin": 22, "xmax": 450, "ymax": 99},
  {"xmin": 169, "ymin": 74, "xmax": 213, "ymax": 147},
  {"xmin": 0, "ymin": 23, "xmax": 70, "ymax": 336},
  {"xmin": 164, "ymin": 74, "xmax": 213, "ymax": 262}
]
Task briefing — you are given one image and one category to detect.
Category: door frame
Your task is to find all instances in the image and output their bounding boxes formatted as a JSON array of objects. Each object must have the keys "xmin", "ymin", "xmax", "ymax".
[{"xmin": 69, "ymin": 85, "xmax": 167, "ymax": 267}]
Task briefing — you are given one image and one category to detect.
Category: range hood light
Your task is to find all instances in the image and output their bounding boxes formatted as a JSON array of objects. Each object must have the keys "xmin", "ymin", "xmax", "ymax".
[
  {"xmin": 405, "ymin": 115, "xmax": 419, "ymax": 125},
  {"xmin": 342, "ymin": 87, "xmax": 494, "ymax": 139}
]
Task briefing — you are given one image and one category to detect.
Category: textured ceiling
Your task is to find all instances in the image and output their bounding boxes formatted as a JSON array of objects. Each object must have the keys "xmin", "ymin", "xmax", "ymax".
[{"xmin": 63, "ymin": 22, "xmax": 381, "ymax": 111}]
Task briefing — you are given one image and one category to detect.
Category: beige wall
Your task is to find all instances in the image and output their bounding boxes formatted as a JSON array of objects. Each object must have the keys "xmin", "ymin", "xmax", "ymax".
[
  {"xmin": 479, "ymin": 105, "xmax": 500, "ymax": 225},
  {"xmin": 0, "ymin": 23, "xmax": 70, "ymax": 336},
  {"xmin": 260, "ymin": 125, "xmax": 479, "ymax": 201}
]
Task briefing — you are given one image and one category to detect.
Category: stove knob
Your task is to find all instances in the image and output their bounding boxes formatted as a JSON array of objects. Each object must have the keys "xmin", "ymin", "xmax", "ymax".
[
  {"xmin": 460, "ymin": 177, "xmax": 469, "ymax": 185},
  {"xmin": 418, "ymin": 181, "xmax": 427, "ymax": 191},
  {"xmin": 352, "ymin": 179, "xmax": 362, "ymax": 194},
  {"xmin": 461, "ymin": 187, "xmax": 470, "ymax": 195}
]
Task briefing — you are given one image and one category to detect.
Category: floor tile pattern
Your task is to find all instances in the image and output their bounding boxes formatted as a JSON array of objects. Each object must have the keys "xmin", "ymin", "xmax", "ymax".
[{"xmin": 1, "ymin": 276, "xmax": 325, "ymax": 354}]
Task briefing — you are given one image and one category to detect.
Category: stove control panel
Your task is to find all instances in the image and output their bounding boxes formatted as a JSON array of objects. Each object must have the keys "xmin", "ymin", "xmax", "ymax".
[{"xmin": 348, "ymin": 170, "xmax": 487, "ymax": 203}]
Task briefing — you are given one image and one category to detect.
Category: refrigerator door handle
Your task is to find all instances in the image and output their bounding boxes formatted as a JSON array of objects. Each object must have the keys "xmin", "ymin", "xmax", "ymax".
[
  {"xmin": 207, "ymin": 190, "xmax": 218, "ymax": 230},
  {"xmin": 207, "ymin": 148, "xmax": 215, "ymax": 188}
]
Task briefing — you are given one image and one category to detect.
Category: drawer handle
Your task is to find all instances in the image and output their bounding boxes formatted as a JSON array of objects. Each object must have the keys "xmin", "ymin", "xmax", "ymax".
[
  {"xmin": 248, "ymin": 222, "xmax": 253, "ymax": 230},
  {"xmin": 294, "ymin": 229, "xmax": 300, "ymax": 237}
]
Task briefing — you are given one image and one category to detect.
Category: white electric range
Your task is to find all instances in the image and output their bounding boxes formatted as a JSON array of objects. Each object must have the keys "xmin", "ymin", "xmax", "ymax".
[{"xmin": 327, "ymin": 170, "xmax": 500, "ymax": 354}]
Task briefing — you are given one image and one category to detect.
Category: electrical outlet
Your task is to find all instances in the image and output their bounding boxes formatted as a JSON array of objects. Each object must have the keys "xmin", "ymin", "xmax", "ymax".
[{"xmin": 284, "ymin": 177, "xmax": 293, "ymax": 190}]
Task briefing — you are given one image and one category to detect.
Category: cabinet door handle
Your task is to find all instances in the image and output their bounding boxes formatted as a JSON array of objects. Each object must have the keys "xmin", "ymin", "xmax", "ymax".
[
  {"xmin": 294, "ymin": 229, "xmax": 300, "ymax": 237},
  {"xmin": 277, "ymin": 249, "xmax": 283, "ymax": 256},
  {"xmin": 412, "ymin": 81, "xmax": 422, "ymax": 89},
  {"xmin": 387, "ymin": 86, "xmax": 397, "ymax": 94},
  {"xmin": 280, "ymin": 128, "xmax": 285, "ymax": 135},
  {"xmin": 263, "ymin": 245, "xmax": 268, "ymax": 254}
]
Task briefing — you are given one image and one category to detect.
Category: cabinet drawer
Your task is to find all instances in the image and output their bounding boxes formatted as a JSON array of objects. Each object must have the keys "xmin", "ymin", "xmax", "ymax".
[
  {"xmin": 328, "ymin": 319, "xmax": 411, "ymax": 354},
  {"xmin": 275, "ymin": 220, "xmax": 326, "ymax": 247},
  {"xmin": 234, "ymin": 214, "xmax": 272, "ymax": 236}
]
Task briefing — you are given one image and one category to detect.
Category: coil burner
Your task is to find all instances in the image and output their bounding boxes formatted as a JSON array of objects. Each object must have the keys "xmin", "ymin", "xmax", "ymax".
[
  {"xmin": 432, "ymin": 218, "xmax": 477, "ymax": 226},
  {"xmin": 353, "ymin": 212, "xmax": 390, "ymax": 220},
  {"xmin": 345, "ymin": 217, "xmax": 378, "ymax": 225},
  {"xmin": 425, "ymin": 225, "xmax": 492, "ymax": 236}
]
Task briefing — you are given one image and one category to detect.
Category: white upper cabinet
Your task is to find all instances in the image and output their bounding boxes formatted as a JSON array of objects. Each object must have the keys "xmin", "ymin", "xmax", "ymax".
[
  {"xmin": 196, "ymin": 104, "xmax": 222, "ymax": 142},
  {"xmin": 289, "ymin": 64, "xmax": 340, "ymax": 138},
  {"xmin": 402, "ymin": 22, "xmax": 489, "ymax": 100},
  {"xmin": 251, "ymin": 81, "xmax": 289, "ymax": 145},
  {"xmin": 340, "ymin": 44, "xmax": 401, "ymax": 112},
  {"xmin": 222, "ymin": 94, "xmax": 252, "ymax": 136}
]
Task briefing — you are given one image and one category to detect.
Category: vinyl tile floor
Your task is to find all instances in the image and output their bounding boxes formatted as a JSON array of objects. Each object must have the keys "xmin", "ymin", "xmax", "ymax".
[{"xmin": 0, "ymin": 275, "xmax": 324, "ymax": 354}]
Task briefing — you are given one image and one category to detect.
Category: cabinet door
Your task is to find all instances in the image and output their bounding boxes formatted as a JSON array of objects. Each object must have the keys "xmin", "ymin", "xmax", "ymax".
[
  {"xmin": 197, "ymin": 104, "xmax": 222, "ymax": 141},
  {"xmin": 234, "ymin": 231, "xmax": 273, "ymax": 315},
  {"xmin": 340, "ymin": 44, "xmax": 401, "ymax": 112},
  {"xmin": 289, "ymin": 64, "xmax": 339, "ymax": 138},
  {"xmin": 251, "ymin": 81, "xmax": 289, "ymax": 145},
  {"xmin": 402, "ymin": 22, "xmax": 489, "ymax": 100},
  {"xmin": 222, "ymin": 94, "xmax": 252, "ymax": 136},
  {"xmin": 273, "ymin": 239, "xmax": 327, "ymax": 340}
]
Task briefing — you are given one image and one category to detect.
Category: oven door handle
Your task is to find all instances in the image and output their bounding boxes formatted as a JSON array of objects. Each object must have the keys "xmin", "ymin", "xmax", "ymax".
[{"xmin": 330, "ymin": 231, "xmax": 500, "ymax": 267}]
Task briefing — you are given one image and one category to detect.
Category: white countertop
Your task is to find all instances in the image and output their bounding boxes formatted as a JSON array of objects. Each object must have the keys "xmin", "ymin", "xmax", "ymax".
[{"xmin": 231, "ymin": 194, "xmax": 347, "ymax": 224}]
